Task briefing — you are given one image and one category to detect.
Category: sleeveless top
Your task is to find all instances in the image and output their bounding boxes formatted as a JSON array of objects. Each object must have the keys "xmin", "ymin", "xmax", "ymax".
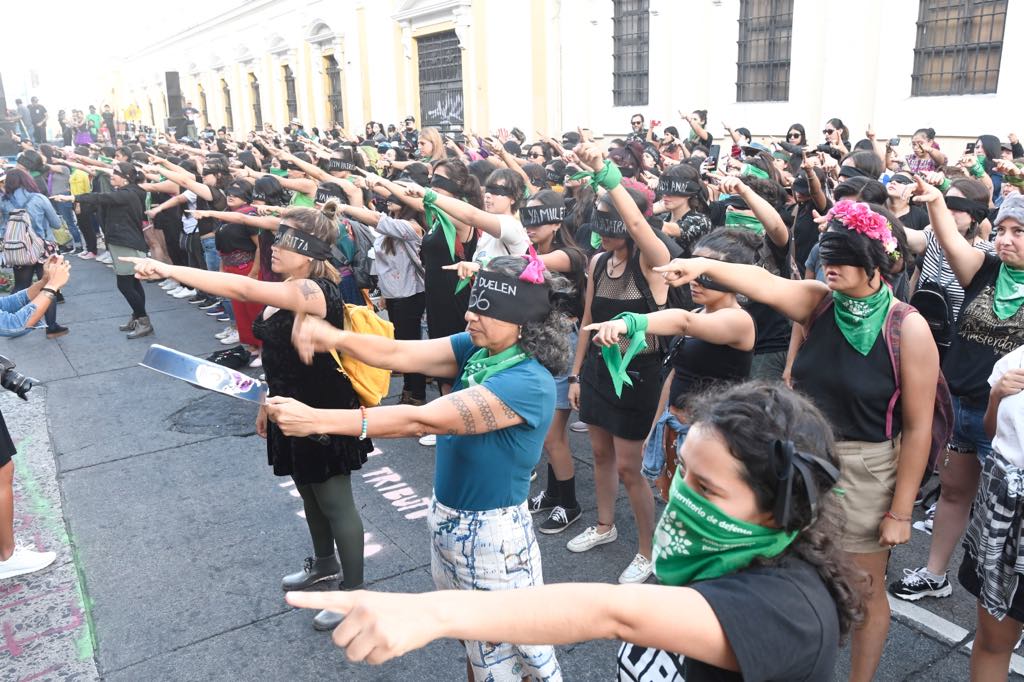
[
  {"xmin": 590, "ymin": 251, "xmax": 663, "ymax": 357},
  {"xmin": 421, "ymin": 224, "xmax": 478, "ymax": 339},
  {"xmin": 669, "ymin": 329, "xmax": 754, "ymax": 405},
  {"xmin": 251, "ymin": 277, "xmax": 372, "ymax": 484},
  {"xmin": 791, "ymin": 306, "xmax": 899, "ymax": 442}
]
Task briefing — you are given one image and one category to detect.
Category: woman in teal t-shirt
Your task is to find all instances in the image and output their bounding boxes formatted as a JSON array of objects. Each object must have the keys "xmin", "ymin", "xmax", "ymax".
[{"xmin": 266, "ymin": 255, "xmax": 574, "ymax": 680}]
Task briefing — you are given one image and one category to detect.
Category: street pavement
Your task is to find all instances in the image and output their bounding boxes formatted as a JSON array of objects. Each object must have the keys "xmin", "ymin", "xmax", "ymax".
[{"xmin": 1, "ymin": 255, "xmax": 1022, "ymax": 681}]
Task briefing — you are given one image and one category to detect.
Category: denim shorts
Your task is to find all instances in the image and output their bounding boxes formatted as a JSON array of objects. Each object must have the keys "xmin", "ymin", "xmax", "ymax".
[
  {"xmin": 429, "ymin": 497, "xmax": 562, "ymax": 681},
  {"xmin": 552, "ymin": 329, "xmax": 579, "ymax": 411},
  {"xmin": 949, "ymin": 395, "xmax": 994, "ymax": 462}
]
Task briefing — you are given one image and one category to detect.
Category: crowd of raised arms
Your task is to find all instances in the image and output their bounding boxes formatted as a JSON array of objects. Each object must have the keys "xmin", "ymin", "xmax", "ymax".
[{"xmin": 4, "ymin": 103, "xmax": 1024, "ymax": 682}]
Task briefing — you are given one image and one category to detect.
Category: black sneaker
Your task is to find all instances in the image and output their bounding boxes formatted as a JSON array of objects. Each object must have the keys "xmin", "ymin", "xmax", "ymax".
[
  {"xmin": 528, "ymin": 491, "xmax": 556, "ymax": 514},
  {"xmin": 198, "ymin": 299, "xmax": 221, "ymax": 310},
  {"xmin": 207, "ymin": 346, "xmax": 251, "ymax": 369},
  {"xmin": 888, "ymin": 567, "xmax": 952, "ymax": 601},
  {"xmin": 538, "ymin": 505, "xmax": 582, "ymax": 534},
  {"xmin": 187, "ymin": 294, "xmax": 206, "ymax": 304}
]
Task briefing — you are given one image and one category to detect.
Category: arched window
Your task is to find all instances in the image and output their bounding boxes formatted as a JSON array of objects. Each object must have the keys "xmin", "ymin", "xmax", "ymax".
[
  {"xmin": 221, "ymin": 79, "xmax": 233, "ymax": 130},
  {"xmin": 249, "ymin": 73, "xmax": 262, "ymax": 129}
]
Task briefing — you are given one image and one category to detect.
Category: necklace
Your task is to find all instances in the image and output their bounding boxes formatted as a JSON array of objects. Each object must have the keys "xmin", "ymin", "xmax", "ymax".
[{"xmin": 608, "ymin": 256, "xmax": 626, "ymax": 275}]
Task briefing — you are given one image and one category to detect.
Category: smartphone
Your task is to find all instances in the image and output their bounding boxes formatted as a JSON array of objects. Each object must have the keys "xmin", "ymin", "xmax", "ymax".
[
  {"xmin": 708, "ymin": 144, "xmax": 721, "ymax": 164},
  {"xmin": 966, "ymin": 142, "xmax": 976, "ymax": 154},
  {"xmin": 888, "ymin": 137, "xmax": 900, "ymax": 148}
]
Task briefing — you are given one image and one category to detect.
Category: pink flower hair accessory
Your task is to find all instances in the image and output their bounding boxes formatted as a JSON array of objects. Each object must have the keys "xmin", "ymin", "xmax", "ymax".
[
  {"xmin": 826, "ymin": 199, "xmax": 900, "ymax": 260},
  {"xmin": 519, "ymin": 245, "xmax": 547, "ymax": 284}
]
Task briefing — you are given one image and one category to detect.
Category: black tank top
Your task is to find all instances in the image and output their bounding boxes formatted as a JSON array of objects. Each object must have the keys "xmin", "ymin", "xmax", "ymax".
[
  {"xmin": 669, "ymin": 333, "xmax": 754, "ymax": 405},
  {"xmin": 792, "ymin": 305, "xmax": 899, "ymax": 442}
]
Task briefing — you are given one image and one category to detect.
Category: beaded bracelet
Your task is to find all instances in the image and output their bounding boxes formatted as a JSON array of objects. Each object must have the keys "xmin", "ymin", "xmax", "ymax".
[{"xmin": 358, "ymin": 405, "xmax": 368, "ymax": 440}]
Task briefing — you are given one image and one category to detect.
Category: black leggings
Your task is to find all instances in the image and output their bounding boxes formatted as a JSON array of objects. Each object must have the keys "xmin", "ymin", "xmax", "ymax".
[
  {"xmin": 116, "ymin": 274, "xmax": 147, "ymax": 318},
  {"xmin": 387, "ymin": 292, "xmax": 426, "ymax": 400},
  {"xmin": 13, "ymin": 264, "xmax": 56, "ymax": 329},
  {"xmin": 78, "ymin": 210, "xmax": 99, "ymax": 253},
  {"xmin": 295, "ymin": 474, "xmax": 364, "ymax": 588}
]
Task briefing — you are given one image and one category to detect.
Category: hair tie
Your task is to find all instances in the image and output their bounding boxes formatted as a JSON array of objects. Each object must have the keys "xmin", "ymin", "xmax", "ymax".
[
  {"xmin": 518, "ymin": 245, "xmax": 547, "ymax": 284},
  {"xmin": 772, "ymin": 439, "xmax": 841, "ymax": 532}
]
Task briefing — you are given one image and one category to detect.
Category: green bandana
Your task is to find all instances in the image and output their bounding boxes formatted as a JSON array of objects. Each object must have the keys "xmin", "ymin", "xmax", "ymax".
[
  {"xmin": 571, "ymin": 160, "xmax": 622, "ymax": 192},
  {"xmin": 423, "ymin": 189, "xmax": 469, "ymax": 294},
  {"xmin": 993, "ymin": 264, "xmax": 1024, "ymax": 320},
  {"xmin": 269, "ymin": 167, "xmax": 289, "ymax": 177},
  {"xmin": 459, "ymin": 344, "xmax": 529, "ymax": 388},
  {"xmin": 591, "ymin": 231, "xmax": 603, "ymax": 249},
  {"xmin": 972, "ymin": 154, "xmax": 987, "ymax": 178},
  {"xmin": 653, "ymin": 469, "xmax": 797, "ymax": 586},
  {"xmin": 740, "ymin": 163, "xmax": 769, "ymax": 180},
  {"xmin": 832, "ymin": 285, "xmax": 894, "ymax": 355},
  {"xmin": 599, "ymin": 312, "xmax": 648, "ymax": 397},
  {"xmin": 724, "ymin": 211, "xmax": 765, "ymax": 234}
]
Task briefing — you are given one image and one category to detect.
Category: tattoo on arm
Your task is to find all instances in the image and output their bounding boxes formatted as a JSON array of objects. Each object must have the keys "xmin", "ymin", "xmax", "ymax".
[
  {"xmin": 467, "ymin": 389, "xmax": 498, "ymax": 432},
  {"xmin": 299, "ymin": 280, "xmax": 319, "ymax": 300},
  {"xmin": 496, "ymin": 397, "xmax": 518, "ymax": 421},
  {"xmin": 450, "ymin": 394, "xmax": 476, "ymax": 434}
]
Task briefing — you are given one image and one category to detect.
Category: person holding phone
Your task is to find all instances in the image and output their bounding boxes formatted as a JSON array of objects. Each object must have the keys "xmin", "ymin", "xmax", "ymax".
[{"xmin": 904, "ymin": 128, "xmax": 946, "ymax": 174}]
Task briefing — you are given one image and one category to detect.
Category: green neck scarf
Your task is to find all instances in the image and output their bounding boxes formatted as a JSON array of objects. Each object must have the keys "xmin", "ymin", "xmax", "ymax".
[
  {"xmin": 653, "ymin": 469, "xmax": 797, "ymax": 586},
  {"xmin": 459, "ymin": 344, "xmax": 529, "ymax": 388},
  {"xmin": 832, "ymin": 285, "xmax": 894, "ymax": 355},
  {"xmin": 423, "ymin": 189, "xmax": 469, "ymax": 294},
  {"xmin": 724, "ymin": 211, "xmax": 765, "ymax": 235},
  {"xmin": 269, "ymin": 167, "xmax": 288, "ymax": 178},
  {"xmin": 993, "ymin": 264, "xmax": 1024, "ymax": 320},
  {"xmin": 590, "ymin": 231, "xmax": 603, "ymax": 249},
  {"xmin": 599, "ymin": 312, "xmax": 648, "ymax": 397}
]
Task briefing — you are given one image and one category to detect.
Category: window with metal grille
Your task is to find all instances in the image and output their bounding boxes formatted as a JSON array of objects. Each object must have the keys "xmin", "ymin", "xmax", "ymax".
[
  {"xmin": 912, "ymin": 0, "xmax": 1006, "ymax": 96},
  {"xmin": 283, "ymin": 65, "xmax": 298, "ymax": 120},
  {"xmin": 417, "ymin": 30, "xmax": 464, "ymax": 133},
  {"xmin": 325, "ymin": 55, "xmax": 344, "ymax": 127},
  {"xmin": 736, "ymin": 0, "xmax": 793, "ymax": 102},
  {"xmin": 612, "ymin": 0, "xmax": 649, "ymax": 106},
  {"xmin": 249, "ymin": 73, "xmax": 262, "ymax": 129},
  {"xmin": 222, "ymin": 79, "xmax": 233, "ymax": 130}
]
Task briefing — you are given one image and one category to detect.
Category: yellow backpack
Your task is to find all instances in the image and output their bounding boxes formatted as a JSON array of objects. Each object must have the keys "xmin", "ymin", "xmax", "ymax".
[{"xmin": 329, "ymin": 296, "xmax": 394, "ymax": 407}]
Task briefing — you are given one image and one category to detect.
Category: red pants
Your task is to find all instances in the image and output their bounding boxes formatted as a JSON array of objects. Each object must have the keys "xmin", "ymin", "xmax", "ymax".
[{"xmin": 221, "ymin": 259, "xmax": 264, "ymax": 349}]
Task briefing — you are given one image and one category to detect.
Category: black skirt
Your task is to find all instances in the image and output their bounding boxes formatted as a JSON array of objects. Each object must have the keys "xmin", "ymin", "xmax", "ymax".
[
  {"xmin": 0, "ymin": 412, "xmax": 14, "ymax": 468},
  {"xmin": 579, "ymin": 352, "xmax": 663, "ymax": 441}
]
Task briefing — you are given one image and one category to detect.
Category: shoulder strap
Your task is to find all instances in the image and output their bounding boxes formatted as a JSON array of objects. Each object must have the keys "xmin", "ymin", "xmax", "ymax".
[
  {"xmin": 881, "ymin": 301, "xmax": 915, "ymax": 440},
  {"xmin": 799, "ymin": 293, "xmax": 834, "ymax": 349},
  {"xmin": 593, "ymin": 250, "xmax": 613, "ymax": 288},
  {"xmin": 630, "ymin": 252, "xmax": 661, "ymax": 314}
]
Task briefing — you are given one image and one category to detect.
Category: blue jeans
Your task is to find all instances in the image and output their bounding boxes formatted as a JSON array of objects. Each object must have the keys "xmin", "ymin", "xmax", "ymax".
[
  {"xmin": 199, "ymin": 236, "xmax": 231, "ymax": 316},
  {"xmin": 950, "ymin": 395, "xmax": 994, "ymax": 462},
  {"xmin": 54, "ymin": 201, "xmax": 83, "ymax": 247}
]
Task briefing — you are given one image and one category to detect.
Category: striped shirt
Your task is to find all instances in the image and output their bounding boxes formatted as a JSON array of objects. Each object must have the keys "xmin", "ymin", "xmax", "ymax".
[{"xmin": 919, "ymin": 230, "xmax": 995, "ymax": 320}]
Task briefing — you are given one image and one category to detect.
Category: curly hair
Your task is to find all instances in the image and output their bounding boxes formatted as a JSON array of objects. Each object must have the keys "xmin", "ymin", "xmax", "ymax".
[
  {"xmin": 483, "ymin": 256, "xmax": 574, "ymax": 375},
  {"xmin": 688, "ymin": 381, "xmax": 864, "ymax": 639}
]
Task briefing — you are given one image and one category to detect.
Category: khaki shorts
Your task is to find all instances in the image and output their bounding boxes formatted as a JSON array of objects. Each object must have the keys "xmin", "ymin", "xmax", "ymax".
[
  {"xmin": 835, "ymin": 438, "xmax": 900, "ymax": 554},
  {"xmin": 107, "ymin": 244, "xmax": 147, "ymax": 276}
]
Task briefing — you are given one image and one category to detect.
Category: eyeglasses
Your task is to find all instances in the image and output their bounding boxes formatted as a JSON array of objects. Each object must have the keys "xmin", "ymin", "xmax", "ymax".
[
  {"xmin": 528, "ymin": 152, "xmax": 543, "ymax": 159},
  {"xmin": 822, "ymin": 128, "xmax": 836, "ymax": 135},
  {"xmin": 788, "ymin": 132, "xmax": 801, "ymax": 139},
  {"xmin": 631, "ymin": 120, "xmax": 643, "ymax": 126}
]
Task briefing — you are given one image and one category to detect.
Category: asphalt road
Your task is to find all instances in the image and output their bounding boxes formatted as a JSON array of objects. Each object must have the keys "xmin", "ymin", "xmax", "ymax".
[{"xmin": 2, "ymin": 256, "xmax": 1022, "ymax": 681}]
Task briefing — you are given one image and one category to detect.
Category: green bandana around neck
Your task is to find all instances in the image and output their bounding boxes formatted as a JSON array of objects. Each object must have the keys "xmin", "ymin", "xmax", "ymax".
[
  {"xmin": 269, "ymin": 167, "xmax": 289, "ymax": 177},
  {"xmin": 832, "ymin": 285, "xmax": 894, "ymax": 355},
  {"xmin": 459, "ymin": 344, "xmax": 529, "ymax": 388},
  {"xmin": 724, "ymin": 211, "xmax": 765, "ymax": 234},
  {"xmin": 653, "ymin": 469, "xmax": 797, "ymax": 586},
  {"xmin": 590, "ymin": 231, "xmax": 603, "ymax": 249},
  {"xmin": 993, "ymin": 264, "xmax": 1024, "ymax": 320},
  {"xmin": 599, "ymin": 312, "xmax": 648, "ymax": 397},
  {"xmin": 423, "ymin": 189, "xmax": 468, "ymax": 294}
]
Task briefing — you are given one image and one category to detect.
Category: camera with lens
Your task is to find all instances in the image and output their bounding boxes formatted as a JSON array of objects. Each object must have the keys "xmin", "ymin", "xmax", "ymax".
[{"xmin": 0, "ymin": 355, "xmax": 36, "ymax": 400}]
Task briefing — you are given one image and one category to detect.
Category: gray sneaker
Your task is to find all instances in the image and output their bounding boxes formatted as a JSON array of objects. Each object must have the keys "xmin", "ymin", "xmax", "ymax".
[{"xmin": 281, "ymin": 556, "xmax": 340, "ymax": 591}]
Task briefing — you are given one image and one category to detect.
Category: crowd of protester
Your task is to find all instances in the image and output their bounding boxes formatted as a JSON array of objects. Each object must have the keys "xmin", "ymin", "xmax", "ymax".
[{"xmin": 4, "ymin": 98, "xmax": 1024, "ymax": 681}]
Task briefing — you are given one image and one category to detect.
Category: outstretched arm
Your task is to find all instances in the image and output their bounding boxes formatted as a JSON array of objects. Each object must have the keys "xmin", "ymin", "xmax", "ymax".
[{"xmin": 912, "ymin": 176, "xmax": 985, "ymax": 287}]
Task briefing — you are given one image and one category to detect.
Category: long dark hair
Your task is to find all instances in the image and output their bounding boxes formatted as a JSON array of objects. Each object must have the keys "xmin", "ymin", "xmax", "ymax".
[
  {"xmin": 253, "ymin": 175, "xmax": 288, "ymax": 206},
  {"xmin": 433, "ymin": 158, "xmax": 483, "ymax": 209},
  {"xmin": 787, "ymin": 123, "xmax": 807, "ymax": 146},
  {"xmin": 661, "ymin": 163, "xmax": 710, "ymax": 216},
  {"xmin": 826, "ymin": 118, "xmax": 850, "ymax": 142},
  {"xmin": 3, "ymin": 168, "xmax": 40, "ymax": 196},
  {"xmin": 688, "ymin": 381, "xmax": 863, "ymax": 639},
  {"xmin": 977, "ymin": 134, "xmax": 1001, "ymax": 175}
]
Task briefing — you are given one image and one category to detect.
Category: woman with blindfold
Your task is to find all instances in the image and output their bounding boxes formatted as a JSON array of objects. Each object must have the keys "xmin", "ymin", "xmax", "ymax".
[
  {"xmin": 266, "ymin": 255, "xmax": 573, "ymax": 680},
  {"xmin": 653, "ymin": 164, "xmax": 713, "ymax": 262},
  {"xmin": 885, "ymin": 173, "xmax": 931, "ymax": 231},
  {"xmin": 281, "ymin": 382, "xmax": 859, "ymax": 682},
  {"xmin": 563, "ymin": 142, "xmax": 670, "ymax": 585},
  {"xmin": 121, "ymin": 202, "xmax": 374, "ymax": 633},
  {"xmin": 656, "ymin": 198, "xmax": 940, "ymax": 682}
]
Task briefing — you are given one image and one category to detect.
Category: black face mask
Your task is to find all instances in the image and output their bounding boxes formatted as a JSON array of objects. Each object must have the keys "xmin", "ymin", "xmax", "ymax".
[{"xmin": 520, "ymin": 205, "xmax": 564, "ymax": 227}]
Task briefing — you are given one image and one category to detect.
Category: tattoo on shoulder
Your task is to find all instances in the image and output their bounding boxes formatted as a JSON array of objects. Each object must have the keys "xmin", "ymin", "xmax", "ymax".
[
  {"xmin": 468, "ymin": 389, "xmax": 498, "ymax": 431},
  {"xmin": 299, "ymin": 280, "xmax": 319, "ymax": 300},
  {"xmin": 496, "ymin": 396, "xmax": 518, "ymax": 421},
  {"xmin": 450, "ymin": 394, "xmax": 476, "ymax": 434}
]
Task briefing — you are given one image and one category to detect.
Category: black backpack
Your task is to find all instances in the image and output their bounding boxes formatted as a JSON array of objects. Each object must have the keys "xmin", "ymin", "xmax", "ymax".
[{"xmin": 909, "ymin": 281, "xmax": 955, "ymax": 357}]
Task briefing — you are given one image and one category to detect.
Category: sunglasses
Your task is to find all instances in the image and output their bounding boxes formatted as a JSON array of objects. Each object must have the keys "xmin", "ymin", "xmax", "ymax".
[
  {"xmin": 631, "ymin": 120, "xmax": 643, "ymax": 126},
  {"xmin": 788, "ymin": 132, "xmax": 802, "ymax": 139},
  {"xmin": 528, "ymin": 152, "xmax": 543, "ymax": 159},
  {"xmin": 823, "ymin": 128, "xmax": 836, "ymax": 135}
]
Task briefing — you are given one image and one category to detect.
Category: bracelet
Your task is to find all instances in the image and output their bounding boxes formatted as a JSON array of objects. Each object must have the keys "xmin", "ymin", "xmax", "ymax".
[
  {"xmin": 358, "ymin": 405, "xmax": 368, "ymax": 440},
  {"xmin": 42, "ymin": 287, "xmax": 60, "ymax": 296},
  {"xmin": 884, "ymin": 510, "xmax": 912, "ymax": 522},
  {"xmin": 40, "ymin": 290, "xmax": 57, "ymax": 301}
]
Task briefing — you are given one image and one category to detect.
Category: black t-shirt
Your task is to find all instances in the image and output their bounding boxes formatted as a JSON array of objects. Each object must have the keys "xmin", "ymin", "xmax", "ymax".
[
  {"xmin": 896, "ymin": 205, "xmax": 930, "ymax": 231},
  {"xmin": 215, "ymin": 212, "xmax": 259, "ymax": 253},
  {"xmin": 28, "ymin": 104, "xmax": 46, "ymax": 126},
  {"xmin": 793, "ymin": 200, "xmax": 831, "ymax": 274},
  {"xmin": 196, "ymin": 188, "xmax": 227, "ymax": 236},
  {"xmin": 747, "ymin": 235, "xmax": 795, "ymax": 355},
  {"xmin": 944, "ymin": 253, "xmax": 1024, "ymax": 402},
  {"xmin": 616, "ymin": 558, "xmax": 840, "ymax": 682}
]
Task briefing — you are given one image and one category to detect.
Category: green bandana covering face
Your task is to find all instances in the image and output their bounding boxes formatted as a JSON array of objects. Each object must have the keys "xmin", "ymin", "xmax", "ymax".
[
  {"xmin": 724, "ymin": 211, "xmax": 765, "ymax": 234},
  {"xmin": 993, "ymin": 264, "xmax": 1024, "ymax": 320},
  {"xmin": 459, "ymin": 344, "xmax": 529, "ymax": 387},
  {"xmin": 599, "ymin": 312, "xmax": 648, "ymax": 397},
  {"xmin": 832, "ymin": 285, "xmax": 894, "ymax": 355},
  {"xmin": 653, "ymin": 469, "xmax": 797, "ymax": 586},
  {"xmin": 269, "ymin": 167, "xmax": 289, "ymax": 178}
]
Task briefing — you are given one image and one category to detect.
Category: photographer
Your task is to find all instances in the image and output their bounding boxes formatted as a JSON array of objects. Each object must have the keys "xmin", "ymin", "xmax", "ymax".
[{"xmin": 0, "ymin": 256, "xmax": 70, "ymax": 580}]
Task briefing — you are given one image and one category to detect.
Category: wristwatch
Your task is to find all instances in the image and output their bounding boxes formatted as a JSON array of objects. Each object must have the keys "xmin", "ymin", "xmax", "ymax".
[{"xmin": 567, "ymin": 375, "xmax": 581, "ymax": 385}]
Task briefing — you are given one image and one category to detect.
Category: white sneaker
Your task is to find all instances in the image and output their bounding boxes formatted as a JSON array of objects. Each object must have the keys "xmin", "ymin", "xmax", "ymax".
[
  {"xmin": 166, "ymin": 286, "xmax": 184, "ymax": 296},
  {"xmin": 215, "ymin": 326, "xmax": 236, "ymax": 340},
  {"xmin": 418, "ymin": 434, "xmax": 436, "ymax": 446},
  {"xmin": 160, "ymin": 279, "xmax": 180, "ymax": 290},
  {"xmin": 618, "ymin": 553, "xmax": 653, "ymax": 584},
  {"xmin": 0, "ymin": 545, "xmax": 57, "ymax": 580},
  {"xmin": 566, "ymin": 525, "xmax": 618, "ymax": 553},
  {"xmin": 569, "ymin": 421, "xmax": 589, "ymax": 433},
  {"xmin": 219, "ymin": 330, "xmax": 240, "ymax": 345},
  {"xmin": 248, "ymin": 354, "xmax": 262, "ymax": 368},
  {"xmin": 172, "ymin": 287, "xmax": 197, "ymax": 299},
  {"xmin": 96, "ymin": 251, "xmax": 113, "ymax": 264}
]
